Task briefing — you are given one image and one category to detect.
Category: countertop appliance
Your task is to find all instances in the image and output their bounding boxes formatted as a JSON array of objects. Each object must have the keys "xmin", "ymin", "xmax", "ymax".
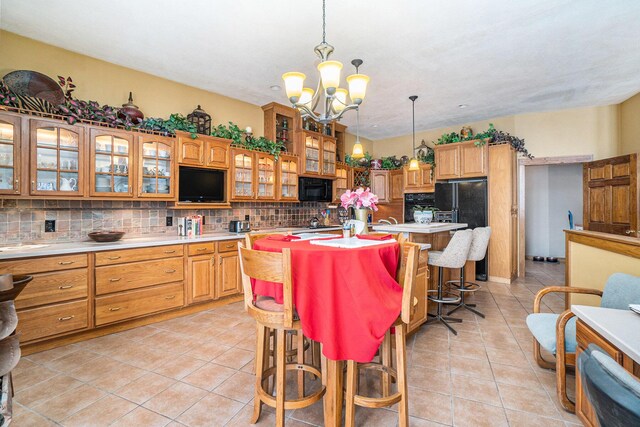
[
  {"xmin": 179, "ymin": 167, "xmax": 225, "ymax": 203},
  {"xmin": 435, "ymin": 179, "xmax": 488, "ymax": 281},
  {"xmin": 229, "ymin": 220, "xmax": 251, "ymax": 233},
  {"xmin": 404, "ymin": 193, "xmax": 436, "ymax": 223},
  {"xmin": 299, "ymin": 177, "xmax": 332, "ymax": 202}
]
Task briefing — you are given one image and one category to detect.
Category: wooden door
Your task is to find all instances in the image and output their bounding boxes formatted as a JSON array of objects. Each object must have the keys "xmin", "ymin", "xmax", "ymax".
[
  {"xmin": 204, "ymin": 137, "xmax": 230, "ymax": 169},
  {"xmin": 434, "ymin": 144, "xmax": 460, "ymax": 180},
  {"xmin": 0, "ymin": 112, "xmax": 21, "ymax": 195},
  {"xmin": 370, "ymin": 170, "xmax": 389, "ymax": 203},
  {"xmin": 230, "ymin": 148, "xmax": 255, "ymax": 200},
  {"xmin": 278, "ymin": 154, "xmax": 298, "ymax": 201},
  {"xmin": 403, "ymin": 166, "xmax": 421, "ymax": 192},
  {"xmin": 217, "ymin": 252, "xmax": 241, "ymax": 297},
  {"xmin": 333, "ymin": 164, "xmax": 350, "ymax": 202},
  {"xmin": 390, "ymin": 169, "xmax": 404, "ymax": 201},
  {"xmin": 177, "ymin": 133, "xmax": 204, "ymax": 166},
  {"xmin": 89, "ymin": 128, "xmax": 134, "ymax": 197},
  {"xmin": 256, "ymin": 153, "xmax": 276, "ymax": 200},
  {"xmin": 30, "ymin": 119, "xmax": 85, "ymax": 196},
  {"xmin": 460, "ymin": 141, "xmax": 488, "ymax": 178},
  {"xmin": 137, "ymin": 135, "xmax": 176, "ymax": 199},
  {"xmin": 301, "ymin": 133, "xmax": 321, "ymax": 175},
  {"xmin": 583, "ymin": 154, "xmax": 638, "ymax": 237},
  {"xmin": 322, "ymin": 136, "xmax": 337, "ymax": 177},
  {"xmin": 420, "ymin": 164, "xmax": 435, "ymax": 192},
  {"xmin": 262, "ymin": 102, "xmax": 298, "ymax": 154},
  {"xmin": 187, "ymin": 254, "xmax": 215, "ymax": 303}
]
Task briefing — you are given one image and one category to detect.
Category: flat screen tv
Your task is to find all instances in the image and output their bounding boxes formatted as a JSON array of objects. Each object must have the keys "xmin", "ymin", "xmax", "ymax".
[{"xmin": 179, "ymin": 167, "xmax": 225, "ymax": 203}]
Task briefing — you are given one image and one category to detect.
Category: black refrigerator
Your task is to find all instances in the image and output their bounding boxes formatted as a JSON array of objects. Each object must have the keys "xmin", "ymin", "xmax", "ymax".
[{"xmin": 435, "ymin": 179, "xmax": 488, "ymax": 280}]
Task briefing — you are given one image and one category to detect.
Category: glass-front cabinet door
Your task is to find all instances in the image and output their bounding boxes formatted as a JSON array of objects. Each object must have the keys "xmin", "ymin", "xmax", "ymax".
[
  {"xmin": 90, "ymin": 128, "xmax": 134, "ymax": 197},
  {"xmin": 278, "ymin": 154, "xmax": 298, "ymax": 201},
  {"xmin": 302, "ymin": 133, "xmax": 320, "ymax": 175},
  {"xmin": 333, "ymin": 164, "xmax": 350, "ymax": 202},
  {"xmin": 30, "ymin": 119, "xmax": 84, "ymax": 196},
  {"xmin": 138, "ymin": 135, "xmax": 175, "ymax": 198},
  {"xmin": 256, "ymin": 153, "xmax": 276, "ymax": 200},
  {"xmin": 322, "ymin": 137, "xmax": 336, "ymax": 177},
  {"xmin": 0, "ymin": 113, "xmax": 21, "ymax": 195},
  {"xmin": 231, "ymin": 148, "xmax": 255, "ymax": 200}
]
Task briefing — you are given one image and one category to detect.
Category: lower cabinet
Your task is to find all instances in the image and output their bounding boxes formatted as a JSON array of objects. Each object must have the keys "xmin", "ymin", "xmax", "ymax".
[
  {"xmin": 17, "ymin": 300, "xmax": 89, "ymax": 342},
  {"xmin": 217, "ymin": 252, "xmax": 241, "ymax": 298},
  {"xmin": 408, "ymin": 248, "xmax": 429, "ymax": 334},
  {"xmin": 187, "ymin": 254, "xmax": 215, "ymax": 303}
]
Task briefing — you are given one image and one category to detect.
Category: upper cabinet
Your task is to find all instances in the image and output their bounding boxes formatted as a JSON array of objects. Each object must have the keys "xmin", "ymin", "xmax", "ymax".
[
  {"xmin": 256, "ymin": 152, "xmax": 276, "ymax": 200},
  {"xmin": 230, "ymin": 148, "xmax": 255, "ymax": 201},
  {"xmin": 30, "ymin": 119, "xmax": 85, "ymax": 196},
  {"xmin": 333, "ymin": 163, "xmax": 351, "ymax": 203},
  {"xmin": 262, "ymin": 102, "xmax": 299, "ymax": 154},
  {"xmin": 583, "ymin": 153, "xmax": 639, "ymax": 237},
  {"xmin": 370, "ymin": 170, "xmax": 390, "ymax": 203},
  {"xmin": 297, "ymin": 131, "xmax": 337, "ymax": 178},
  {"xmin": 403, "ymin": 164, "xmax": 434, "ymax": 193},
  {"xmin": 434, "ymin": 140, "xmax": 488, "ymax": 181},
  {"xmin": 176, "ymin": 131, "xmax": 230, "ymax": 169},
  {"xmin": 278, "ymin": 154, "xmax": 299, "ymax": 202},
  {"xmin": 89, "ymin": 128, "xmax": 134, "ymax": 197},
  {"xmin": 390, "ymin": 169, "xmax": 404, "ymax": 201},
  {"xmin": 137, "ymin": 134, "xmax": 175, "ymax": 199},
  {"xmin": 322, "ymin": 137, "xmax": 337, "ymax": 177},
  {"xmin": 0, "ymin": 112, "xmax": 21, "ymax": 195}
]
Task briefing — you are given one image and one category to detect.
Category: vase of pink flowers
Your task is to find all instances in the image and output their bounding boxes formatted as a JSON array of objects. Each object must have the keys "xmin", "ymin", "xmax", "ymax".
[{"xmin": 340, "ymin": 187, "xmax": 379, "ymax": 235}]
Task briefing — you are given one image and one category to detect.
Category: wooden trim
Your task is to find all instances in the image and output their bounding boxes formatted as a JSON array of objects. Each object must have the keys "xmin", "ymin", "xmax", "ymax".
[
  {"xmin": 21, "ymin": 294, "xmax": 243, "ymax": 355},
  {"xmin": 517, "ymin": 155, "xmax": 593, "ymax": 278},
  {"xmin": 565, "ymin": 229, "xmax": 640, "ymax": 259}
]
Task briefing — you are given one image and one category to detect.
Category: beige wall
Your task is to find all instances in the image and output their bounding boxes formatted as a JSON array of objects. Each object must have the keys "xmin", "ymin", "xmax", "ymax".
[
  {"xmin": 373, "ymin": 105, "xmax": 621, "ymax": 160},
  {"xmin": 344, "ymin": 133, "xmax": 374, "ymax": 158},
  {"xmin": 620, "ymin": 92, "xmax": 640, "ymax": 155}
]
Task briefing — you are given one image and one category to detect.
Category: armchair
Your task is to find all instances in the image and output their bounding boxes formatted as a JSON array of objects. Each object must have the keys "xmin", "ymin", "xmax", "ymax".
[{"xmin": 526, "ymin": 273, "xmax": 640, "ymax": 412}]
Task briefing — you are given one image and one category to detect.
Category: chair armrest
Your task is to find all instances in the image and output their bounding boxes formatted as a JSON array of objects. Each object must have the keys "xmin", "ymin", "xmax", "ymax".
[{"xmin": 533, "ymin": 286, "xmax": 603, "ymax": 313}]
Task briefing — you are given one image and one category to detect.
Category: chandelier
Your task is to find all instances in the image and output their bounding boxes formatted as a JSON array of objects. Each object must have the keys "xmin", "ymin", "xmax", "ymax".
[{"xmin": 282, "ymin": 0, "xmax": 370, "ymax": 125}]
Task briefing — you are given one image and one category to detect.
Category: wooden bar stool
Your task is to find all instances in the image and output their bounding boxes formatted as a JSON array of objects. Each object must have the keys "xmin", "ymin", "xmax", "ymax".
[
  {"xmin": 426, "ymin": 229, "xmax": 473, "ymax": 335},
  {"xmin": 238, "ymin": 242, "xmax": 325, "ymax": 426},
  {"xmin": 446, "ymin": 226, "xmax": 491, "ymax": 318},
  {"xmin": 344, "ymin": 242, "xmax": 420, "ymax": 427}
]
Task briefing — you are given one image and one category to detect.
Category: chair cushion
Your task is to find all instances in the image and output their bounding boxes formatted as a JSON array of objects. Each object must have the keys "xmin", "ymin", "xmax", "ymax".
[
  {"xmin": 601, "ymin": 273, "xmax": 640, "ymax": 310},
  {"xmin": 255, "ymin": 295, "xmax": 284, "ymax": 312},
  {"xmin": 526, "ymin": 313, "xmax": 577, "ymax": 354},
  {"xmin": 427, "ymin": 251, "xmax": 443, "ymax": 265}
]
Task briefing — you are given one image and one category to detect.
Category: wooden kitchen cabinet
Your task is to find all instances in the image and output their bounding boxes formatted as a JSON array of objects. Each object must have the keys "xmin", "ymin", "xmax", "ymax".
[
  {"xmin": 583, "ymin": 153, "xmax": 639, "ymax": 237},
  {"xmin": 278, "ymin": 154, "xmax": 299, "ymax": 201},
  {"xmin": 177, "ymin": 133, "xmax": 204, "ymax": 166},
  {"xmin": 322, "ymin": 136, "xmax": 337, "ymax": 177},
  {"xmin": 403, "ymin": 164, "xmax": 434, "ymax": 193},
  {"xmin": 137, "ymin": 134, "xmax": 176, "ymax": 199},
  {"xmin": 390, "ymin": 169, "xmax": 404, "ymax": 201},
  {"xmin": 434, "ymin": 140, "xmax": 488, "ymax": 180},
  {"xmin": 262, "ymin": 102, "xmax": 299, "ymax": 154},
  {"xmin": 299, "ymin": 131, "xmax": 321, "ymax": 175},
  {"xmin": 217, "ymin": 251, "xmax": 241, "ymax": 298},
  {"xmin": 333, "ymin": 163, "xmax": 351, "ymax": 202},
  {"xmin": 0, "ymin": 111, "xmax": 22, "ymax": 195},
  {"xmin": 177, "ymin": 132, "xmax": 231, "ymax": 170},
  {"xmin": 29, "ymin": 118, "xmax": 85, "ymax": 196},
  {"xmin": 370, "ymin": 170, "xmax": 390, "ymax": 203},
  {"xmin": 408, "ymin": 248, "xmax": 429, "ymax": 334},
  {"xmin": 89, "ymin": 127, "xmax": 135, "ymax": 197},
  {"xmin": 187, "ymin": 254, "xmax": 216, "ymax": 303},
  {"xmin": 256, "ymin": 152, "xmax": 277, "ymax": 200},
  {"xmin": 205, "ymin": 136, "xmax": 231, "ymax": 169},
  {"xmin": 230, "ymin": 147, "xmax": 255, "ymax": 200}
]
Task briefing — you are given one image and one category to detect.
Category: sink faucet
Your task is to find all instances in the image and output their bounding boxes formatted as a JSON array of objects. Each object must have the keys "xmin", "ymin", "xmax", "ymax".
[
  {"xmin": 378, "ymin": 219, "xmax": 392, "ymax": 225},
  {"xmin": 388, "ymin": 217, "xmax": 398, "ymax": 224}
]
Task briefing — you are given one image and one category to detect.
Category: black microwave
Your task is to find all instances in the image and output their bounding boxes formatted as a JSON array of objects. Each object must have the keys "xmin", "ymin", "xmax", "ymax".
[{"xmin": 299, "ymin": 177, "xmax": 332, "ymax": 202}]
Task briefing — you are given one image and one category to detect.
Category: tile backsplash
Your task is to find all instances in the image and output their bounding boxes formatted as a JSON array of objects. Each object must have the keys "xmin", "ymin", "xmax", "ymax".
[{"xmin": 0, "ymin": 199, "xmax": 332, "ymax": 243}]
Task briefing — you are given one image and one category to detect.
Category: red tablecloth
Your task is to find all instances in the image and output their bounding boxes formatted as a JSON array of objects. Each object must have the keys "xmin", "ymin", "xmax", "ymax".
[{"xmin": 252, "ymin": 238, "xmax": 401, "ymax": 363}]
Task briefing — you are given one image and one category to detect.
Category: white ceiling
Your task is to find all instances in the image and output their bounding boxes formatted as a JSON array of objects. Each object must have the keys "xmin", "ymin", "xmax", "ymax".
[{"xmin": 2, "ymin": 0, "xmax": 640, "ymax": 140}]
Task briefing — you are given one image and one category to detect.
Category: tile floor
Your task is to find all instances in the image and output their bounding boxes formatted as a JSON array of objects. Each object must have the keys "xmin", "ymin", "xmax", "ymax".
[{"xmin": 12, "ymin": 260, "xmax": 581, "ymax": 426}]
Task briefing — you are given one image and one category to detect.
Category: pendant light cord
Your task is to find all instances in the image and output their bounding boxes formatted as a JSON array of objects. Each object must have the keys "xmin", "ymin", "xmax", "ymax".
[
  {"xmin": 356, "ymin": 108, "xmax": 360, "ymax": 140},
  {"xmin": 412, "ymin": 99, "xmax": 416, "ymax": 153}
]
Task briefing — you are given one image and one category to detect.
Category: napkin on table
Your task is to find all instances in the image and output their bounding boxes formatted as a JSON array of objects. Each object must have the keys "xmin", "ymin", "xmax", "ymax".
[
  {"xmin": 267, "ymin": 234, "xmax": 301, "ymax": 242},
  {"xmin": 355, "ymin": 234, "xmax": 393, "ymax": 241}
]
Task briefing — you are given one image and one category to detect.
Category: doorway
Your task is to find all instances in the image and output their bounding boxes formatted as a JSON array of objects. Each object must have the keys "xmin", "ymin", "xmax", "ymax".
[{"xmin": 517, "ymin": 155, "xmax": 593, "ymax": 277}]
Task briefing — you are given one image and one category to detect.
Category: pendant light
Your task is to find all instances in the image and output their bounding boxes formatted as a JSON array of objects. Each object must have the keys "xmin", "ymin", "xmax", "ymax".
[
  {"xmin": 351, "ymin": 108, "xmax": 364, "ymax": 158},
  {"xmin": 408, "ymin": 95, "xmax": 420, "ymax": 171}
]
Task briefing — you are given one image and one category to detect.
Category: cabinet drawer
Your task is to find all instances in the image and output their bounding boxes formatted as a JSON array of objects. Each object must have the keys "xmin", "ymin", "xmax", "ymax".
[
  {"xmin": 95, "ymin": 245, "xmax": 183, "ymax": 266},
  {"xmin": 17, "ymin": 300, "xmax": 88, "ymax": 342},
  {"xmin": 188, "ymin": 242, "xmax": 215, "ymax": 256},
  {"xmin": 96, "ymin": 257, "xmax": 183, "ymax": 295},
  {"xmin": 576, "ymin": 319, "xmax": 623, "ymax": 363},
  {"xmin": 15, "ymin": 269, "xmax": 88, "ymax": 309},
  {"xmin": 95, "ymin": 282, "xmax": 184, "ymax": 326},
  {"xmin": 217, "ymin": 240, "xmax": 240, "ymax": 253},
  {"xmin": 0, "ymin": 254, "xmax": 88, "ymax": 275}
]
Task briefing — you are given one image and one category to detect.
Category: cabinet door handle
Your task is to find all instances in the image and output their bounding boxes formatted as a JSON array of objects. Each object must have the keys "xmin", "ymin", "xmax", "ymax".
[
  {"xmin": 164, "ymin": 269, "xmax": 176, "ymax": 274},
  {"xmin": 58, "ymin": 285, "xmax": 73, "ymax": 290},
  {"xmin": 196, "ymin": 247, "xmax": 207, "ymax": 251},
  {"xmin": 109, "ymin": 307, "xmax": 121, "ymax": 312},
  {"xmin": 58, "ymin": 261, "xmax": 75, "ymax": 265},
  {"xmin": 165, "ymin": 295, "xmax": 176, "ymax": 300},
  {"xmin": 58, "ymin": 315, "xmax": 75, "ymax": 321},
  {"xmin": 109, "ymin": 278, "xmax": 122, "ymax": 282},
  {"xmin": 163, "ymin": 250, "xmax": 176, "ymax": 254},
  {"xmin": 219, "ymin": 257, "xmax": 223, "ymax": 265},
  {"xmin": 107, "ymin": 256, "xmax": 121, "ymax": 260},
  {"xmin": 31, "ymin": 180, "xmax": 35, "ymax": 191},
  {"xmin": 14, "ymin": 179, "xmax": 19, "ymax": 193},
  {"xmin": 129, "ymin": 185, "xmax": 132, "ymax": 192}
]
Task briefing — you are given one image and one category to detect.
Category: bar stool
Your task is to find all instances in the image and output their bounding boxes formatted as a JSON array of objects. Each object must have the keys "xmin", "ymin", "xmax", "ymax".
[
  {"xmin": 446, "ymin": 226, "xmax": 491, "ymax": 318},
  {"xmin": 238, "ymin": 243, "xmax": 325, "ymax": 426},
  {"xmin": 426, "ymin": 229, "xmax": 473, "ymax": 335},
  {"xmin": 344, "ymin": 242, "xmax": 421, "ymax": 427}
]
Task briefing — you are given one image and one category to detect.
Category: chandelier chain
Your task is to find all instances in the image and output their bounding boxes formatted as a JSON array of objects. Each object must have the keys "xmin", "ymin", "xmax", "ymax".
[{"xmin": 322, "ymin": 0, "xmax": 326, "ymax": 43}]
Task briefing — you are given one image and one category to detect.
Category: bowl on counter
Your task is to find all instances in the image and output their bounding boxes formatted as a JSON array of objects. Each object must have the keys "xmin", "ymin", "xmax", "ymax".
[{"xmin": 88, "ymin": 231, "xmax": 125, "ymax": 242}]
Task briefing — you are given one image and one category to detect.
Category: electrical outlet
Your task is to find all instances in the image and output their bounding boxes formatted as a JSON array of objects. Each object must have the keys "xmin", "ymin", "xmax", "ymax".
[
  {"xmin": 44, "ymin": 220, "xmax": 56, "ymax": 232},
  {"xmin": 165, "ymin": 216, "xmax": 173, "ymax": 226},
  {"xmin": 244, "ymin": 215, "xmax": 250, "ymax": 221},
  {"xmin": 202, "ymin": 216, "xmax": 206, "ymax": 225}
]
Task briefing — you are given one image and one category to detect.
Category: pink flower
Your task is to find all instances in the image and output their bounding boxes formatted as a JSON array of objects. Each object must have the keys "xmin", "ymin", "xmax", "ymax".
[{"xmin": 340, "ymin": 187, "xmax": 379, "ymax": 211}]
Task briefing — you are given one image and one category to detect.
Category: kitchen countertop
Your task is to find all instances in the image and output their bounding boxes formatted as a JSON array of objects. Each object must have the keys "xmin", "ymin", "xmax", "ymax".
[
  {"xmin": 371, "ymin": 222, "xmax": 468, "ymax": 234},
  {"xmin": 0, "ymin": 226, "xmax": 344, "ymax": 260},
  {"xmin": 571, "ymin": 305, "xmax": 640, "ymax": 364}
]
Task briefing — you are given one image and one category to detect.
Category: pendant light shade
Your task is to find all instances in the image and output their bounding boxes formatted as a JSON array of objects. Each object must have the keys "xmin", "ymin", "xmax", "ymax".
[
  {"xmin": 299, "ymin": 87, "xmax": 315, "ymax": 109},
  {"xmin": 408, "ymin": 95, "xmax": 420, "ymax": 171},
  {"xmin": 317, "ymin": 60, "xmax": 343, "ymax": 93},
  {"xmin": 346, "ymin": 73, "xmax": 370, "ymax": 104},
  {"xmin": 332, "ymin": 88, "xmax": 348, "ymax": 112},
  {"xmin": 282, "ymin": 72, "xmax": 306, "ymax": 102}
]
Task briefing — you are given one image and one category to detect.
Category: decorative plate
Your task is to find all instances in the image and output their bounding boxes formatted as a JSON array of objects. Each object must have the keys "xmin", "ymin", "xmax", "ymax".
[{"xmin": 3, "ymin": 70, "xmax": 65, "ymax": 112}]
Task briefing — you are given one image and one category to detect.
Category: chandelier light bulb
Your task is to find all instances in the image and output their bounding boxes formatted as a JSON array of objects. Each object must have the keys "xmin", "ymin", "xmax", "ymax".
[
  {"xmin": 347, "ymin": 73, "xmax": 370, "ymax": 104},
  {"xmin": 282, "ymin": 72, "xmax": 306, "ymax": 102},
  {"xmin": 332, "ymin": 88, "xmax": 348, "ymax": 112},
  {"xmin": 317, "ymin": 60, "xmax": 343, "ymax": 94},
  {"xmin": 299, "ymin": 88, "xmax": 315, "ymax": 109}
]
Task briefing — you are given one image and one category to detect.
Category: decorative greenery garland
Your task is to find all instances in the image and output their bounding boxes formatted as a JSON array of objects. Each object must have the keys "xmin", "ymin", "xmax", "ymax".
[{"xmin": 435, "ymin": 123, "xmax": 533, "ymax": 158}]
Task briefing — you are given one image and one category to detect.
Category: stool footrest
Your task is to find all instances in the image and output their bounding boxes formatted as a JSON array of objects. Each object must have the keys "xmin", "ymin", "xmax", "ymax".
[{"xmin": 354, "ymin": 392, "xmax": 403, "ymax": 408}]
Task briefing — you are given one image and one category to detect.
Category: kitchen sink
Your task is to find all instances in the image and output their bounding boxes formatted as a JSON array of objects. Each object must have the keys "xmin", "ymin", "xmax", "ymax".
[{"xmin": 0, "ymin": 244, "xmax": 49, "ymax": 252}]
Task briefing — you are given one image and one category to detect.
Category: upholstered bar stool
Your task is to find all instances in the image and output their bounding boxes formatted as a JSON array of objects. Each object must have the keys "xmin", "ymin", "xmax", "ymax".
[
  {"xmin": 426, "ymin": 229, "xmax": 473, "ymax": 335},
  {"xmin": 446, "ymin": 226, "xmax": 491, "ymax": 318}
]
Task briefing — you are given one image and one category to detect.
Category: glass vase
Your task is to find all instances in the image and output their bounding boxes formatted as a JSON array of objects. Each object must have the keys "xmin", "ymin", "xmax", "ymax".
[{"xmin": 354, "ymin": 208, "xmax": 369, "ymax": 235}]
